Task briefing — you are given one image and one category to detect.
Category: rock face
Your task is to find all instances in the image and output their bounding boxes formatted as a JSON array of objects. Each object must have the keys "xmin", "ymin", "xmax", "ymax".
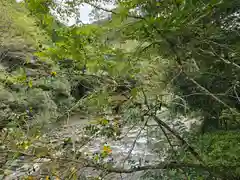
[
  {"xmin": 0, "ymin": 45, "xmax": 60, "ymax": 129},
  {"xmin": 0, "ymin": 1, "xmax": 74, "ymax": 129}
]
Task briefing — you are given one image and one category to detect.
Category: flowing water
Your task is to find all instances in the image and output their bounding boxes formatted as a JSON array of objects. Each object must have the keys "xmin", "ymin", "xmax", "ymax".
[{"xmin": 3, "ymin": 108, "xmax": 200, "ymax": 180}]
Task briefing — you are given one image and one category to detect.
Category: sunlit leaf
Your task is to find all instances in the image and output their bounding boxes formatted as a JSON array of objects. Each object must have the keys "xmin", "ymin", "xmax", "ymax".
[
  {"xmin": 101, "ymin": 119, "xmax": 109, "ymax": 125},
  {"xmin": 28, "ymin": 80, "xmax": 33, "ymax": 88}
]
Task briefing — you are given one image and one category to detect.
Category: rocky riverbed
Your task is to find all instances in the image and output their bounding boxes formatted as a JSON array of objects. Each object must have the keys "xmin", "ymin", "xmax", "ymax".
[{"xmin": 2, "ymin": 109, "xmax": 200, "ymax": 180}]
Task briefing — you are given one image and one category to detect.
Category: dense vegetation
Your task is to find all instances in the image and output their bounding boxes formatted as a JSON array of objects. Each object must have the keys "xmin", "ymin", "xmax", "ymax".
[{"xmin": 1, "ymin": 0, "xmax": 240, "ymax": 179}]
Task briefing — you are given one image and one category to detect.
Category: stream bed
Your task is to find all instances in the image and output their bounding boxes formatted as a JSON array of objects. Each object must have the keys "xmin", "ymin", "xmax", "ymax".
[{"xmin": 3, "ymin": 109, "xmax": 199, "ymax": 180}]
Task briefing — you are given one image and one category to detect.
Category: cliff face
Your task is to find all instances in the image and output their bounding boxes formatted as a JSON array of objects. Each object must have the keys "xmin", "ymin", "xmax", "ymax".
[{"xmin": 0, "ymin": 1, "xmax": 74, "ymax": 129}]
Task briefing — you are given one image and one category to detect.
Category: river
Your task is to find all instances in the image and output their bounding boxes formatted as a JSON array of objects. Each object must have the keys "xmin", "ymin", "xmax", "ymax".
[{"xmin": 3, "ymin": 108, "xmax": 200, "ymax": 180}]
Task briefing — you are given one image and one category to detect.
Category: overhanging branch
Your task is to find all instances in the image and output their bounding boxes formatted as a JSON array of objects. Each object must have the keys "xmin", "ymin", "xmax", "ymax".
[
  {"xmin": 89, "ymin": 161, "xmax": 205, "ymax": 173},
  {"xmin": 152, "ymin": 115, "xmax": 203, "ymax": 163},
  {"xmin": 5, "ymin": 146, "xmax": 237, "ymax": 179},
  {"xmin": 141, "ymin": 88, "xmax": 203, "ymax": 163},
  {"xmin": 86, "ymin": 2, "xmax": 144, "ymax": 20}
]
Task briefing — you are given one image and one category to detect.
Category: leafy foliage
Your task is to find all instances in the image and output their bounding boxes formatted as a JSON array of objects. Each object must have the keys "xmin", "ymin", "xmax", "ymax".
[{"xmin": 1, "ymin": 0, "xmax": 240, "ymax": 180}]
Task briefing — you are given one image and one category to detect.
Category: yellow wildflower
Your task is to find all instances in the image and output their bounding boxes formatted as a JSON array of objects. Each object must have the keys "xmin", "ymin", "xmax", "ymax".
[
  {"xmin": 103, "ymin": 145, "xmax": 112, "ymax": 154},
  {"xmin": 51, "ymin": 71, "xmax": 57, "ymax": 77}
]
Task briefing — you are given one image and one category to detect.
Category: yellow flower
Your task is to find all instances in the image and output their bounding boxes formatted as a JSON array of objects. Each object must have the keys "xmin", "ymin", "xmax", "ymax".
[
  {"xmin": 103, "ymin": 145, "xmax": 112, "ymax": 154},
  {"xmin": 51, "ymin": 71, "xmax": 57, "ymax": 77}
]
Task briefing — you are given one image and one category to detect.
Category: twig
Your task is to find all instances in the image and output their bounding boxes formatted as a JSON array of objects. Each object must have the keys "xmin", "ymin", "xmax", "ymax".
[
  {"xmin": 141, "ymin": 88, "xmax": 199, "ymax": 162},
  {"xmin": 119, "ymin": 121, "xmax": 139, "ymax": 140},
  {"xmin": 158, "ymin": 124, "xmax": 176, "ymax": 156},
  {"xmin": 141, "ymin": 88, "xmax": 150, "ymax": 110},
  {"xmin": 209, "ymin": 45, "xmax": 240, "ymax": 70},
  {"xmin": 86, "ymin": 161, "xmax": 237, "ymax": 176},
  {"xmin": 123, "ymin": 117, "xmax": 149, "ymax": 164},
  {"xmin": 234, "ymin": 84, "xmax": 240, "ymax": 103},
  {"xmin": 4, "ymin": 149, "xmax": 234, "ymax": 178},
  {"xmin": 86, "ymin": 2, "xmax": 144, "ymax": 20},
  {"xmin": 151, "ymin": 115, "xmax": 203, "ymax": 163},
  {"xmin": 186, "ymin": 74, "xmax": 235, "ymax": 111}
]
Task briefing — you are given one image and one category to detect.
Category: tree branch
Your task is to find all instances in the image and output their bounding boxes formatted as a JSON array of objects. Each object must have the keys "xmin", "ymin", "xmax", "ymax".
[
  {"xmin": 141, "ymin": 88, "xmax": 202, "ymax": 163},
  {"xmin": 152, "ymin": 115, "xmax": 203, "ymax": 163},
  {"xmin": 5, "ymin": 149, "xmax": 237, "ymax": 179},
  {"xmin": 123, "ymin": 117, "xmax": 148, "ymax": 164},
  {"xmin": 87, "ymin": 161, "xmax": 238, "ymax": 175},
  {"xmin": 86, "ymin": 2, "xmax": 144, "ymax": 20}
]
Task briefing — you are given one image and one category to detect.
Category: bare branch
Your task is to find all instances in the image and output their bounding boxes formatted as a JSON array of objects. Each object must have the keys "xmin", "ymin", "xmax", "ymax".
[
  {"xmin": 85, "ymin": 161, "xmax": 237, "ymax": 177},
  {"xmin": 209, "ymin": 45, "xmax": 240, "ymax": 70},
  {"xmin": 4, "ymin": 149, "xmax": 236, "ymax": 179},
  {"xmin": 151, "ymin": 114, "xmax": 203, "ymax": 163},
  {"xmin": 123, "ymin": 117, "xmax": 149, "ymax": 164},
  {"xmin": 158, "ymin": 123, "xmax": 176, "ymax": 155},
  {"xmin": 186, "ymin": 75, "xmax": 235, "ymax": 111},
  {"xmin": 141, "ymin": 87, "xmax": 199, "ymax": 162},
  {"xmin": 86, "ymin": 2, "xmax": 144, "ymax": 20},
  {"xmin": 234, "ymin": 84, "xmax": 240, "ymax": 104}
]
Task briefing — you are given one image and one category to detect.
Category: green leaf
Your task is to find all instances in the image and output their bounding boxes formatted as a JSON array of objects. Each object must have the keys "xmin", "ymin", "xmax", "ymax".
[
  {"xmin": 131, "ymin": 88, "xmax": 138, "ymax": 98},
  {"xmin": 101, "ymin": 119, "xmax": 109, "ymax": 125}
]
